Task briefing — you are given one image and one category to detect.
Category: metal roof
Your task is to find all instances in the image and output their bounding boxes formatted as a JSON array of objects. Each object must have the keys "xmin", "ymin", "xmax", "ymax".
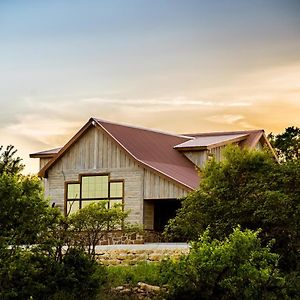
[
  {"xmin": 29, "ymin": 147, "xmax": 62, "ymax": 158},
  {"xmin": 174, "ymin": 133, "xmax": 249, "ymax": 150},
  {"xmin": 32, "ymin": 118, "xmax": 273, "ymax": 189},
  {"xmin": 94, "ymin": 119, "xmax": 200, "ymax": 189}
]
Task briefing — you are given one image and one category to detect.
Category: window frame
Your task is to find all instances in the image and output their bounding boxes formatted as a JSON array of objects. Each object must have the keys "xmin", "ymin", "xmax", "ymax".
[{"xmin": 64, "ymin": 173, "xmax": 124, "ymax": 216}]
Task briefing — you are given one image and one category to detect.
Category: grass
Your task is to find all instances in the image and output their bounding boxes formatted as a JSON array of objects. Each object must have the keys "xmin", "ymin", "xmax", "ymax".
[
  {"xmin": 106, "ymin": 261, "xmax": 164, "ymax": 287},
  {"xmin": 96, "ymin": 262, "xmax": 166, "ymax": 299}
]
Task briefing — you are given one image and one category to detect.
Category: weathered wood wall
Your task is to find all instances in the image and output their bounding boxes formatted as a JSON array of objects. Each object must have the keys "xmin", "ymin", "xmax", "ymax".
[
  {"xmin": 182, "ymin": 150, "xmax": 208, "ymax": 168},
  {"xmin": 40, "ymin": 158, "xmax": 52, "ymax": 170}
]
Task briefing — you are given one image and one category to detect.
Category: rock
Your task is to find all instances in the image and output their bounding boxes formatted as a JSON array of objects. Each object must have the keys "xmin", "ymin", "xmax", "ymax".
[{"xmin": 138, "ymin": 282, "xmax": 161, "ymax": 292}]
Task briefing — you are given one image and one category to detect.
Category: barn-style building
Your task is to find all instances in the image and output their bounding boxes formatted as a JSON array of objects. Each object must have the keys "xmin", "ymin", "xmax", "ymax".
[{"xmin": 30, "ymin": 117, "xmax": 276, "ymax": 231}]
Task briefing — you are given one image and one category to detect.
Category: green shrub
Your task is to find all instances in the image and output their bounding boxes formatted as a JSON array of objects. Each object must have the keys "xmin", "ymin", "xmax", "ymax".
[
  {"xmin": 161, "ymin": 227, "xmax": 289, "ymax": 300},
  {"xmin": 0, "ymin": 247, "xmax": 107, "ymax": 300}
]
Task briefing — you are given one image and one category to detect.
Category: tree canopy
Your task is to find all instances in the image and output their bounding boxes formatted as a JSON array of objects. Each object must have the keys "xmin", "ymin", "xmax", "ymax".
[
  {"xmin": 0, "ymin": 145, "xmax": 24, "ymax": 176},
  {"xmin": 268, "ymin": 126, "xmax": 300, "ymax": 161},
  {"xmin": 164, "ymin": 146, "xmax": 300, "ymax": 272}
]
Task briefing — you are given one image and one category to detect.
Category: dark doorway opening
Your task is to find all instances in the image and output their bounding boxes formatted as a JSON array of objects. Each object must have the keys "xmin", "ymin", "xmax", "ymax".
[{"xmin": 154, "ymin": 199, "xmax": 181, "ymax": 232}]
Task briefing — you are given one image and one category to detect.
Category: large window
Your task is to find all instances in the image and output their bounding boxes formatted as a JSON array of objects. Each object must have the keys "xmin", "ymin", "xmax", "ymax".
[{"xmin": 65, "ymin": 174, "xmax": 124, "ymax": 215}]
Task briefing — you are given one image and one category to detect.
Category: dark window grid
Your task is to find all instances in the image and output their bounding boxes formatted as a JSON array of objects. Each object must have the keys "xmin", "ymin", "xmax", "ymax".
[
  {"xmin": 65, "ymin": 175, "xmax": 124, "ymax": 213},
  {"xmin": 66, "ymin": 198, "xmax": 123, "ymax": 209},
  {"xmin": 66, "ymin": 197, "xmax": 122, "ymax": 201}
]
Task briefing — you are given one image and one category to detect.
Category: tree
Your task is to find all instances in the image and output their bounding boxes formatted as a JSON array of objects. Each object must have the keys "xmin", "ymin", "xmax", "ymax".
[
  {"xmin": 0, "ymin": 146, "xmax": 108, "ymax": 299},
  {"xmin": 161, "ymin": 227, "xmax": 289, "ymax": 300},
  {"xmin": 70, "ymin": 201, "xmax": 128, "ymax": 257},
  {"xmin": 268, "ymin": 127, "xmax": 300, "ymax": 161},
  {"xmin": 0, "ymin": 145, "xmax": 24, "ymax": 175},
  {"xmin": 164, "ymin": 146, "xmax": 300, "ymax": 272},
  {"xmin": 0, "ymin": 173, "xmax": 55, "ymax": 245}
]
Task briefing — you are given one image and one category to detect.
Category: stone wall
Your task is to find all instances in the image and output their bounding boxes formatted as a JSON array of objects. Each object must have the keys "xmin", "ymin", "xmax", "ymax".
[
  {"xmin": 95, "ymin": 244, "xmax": 189, "ymax": 265},
  {"xmin": 98, "ymin": 231, "xmax": 145, "ymax": 245}
]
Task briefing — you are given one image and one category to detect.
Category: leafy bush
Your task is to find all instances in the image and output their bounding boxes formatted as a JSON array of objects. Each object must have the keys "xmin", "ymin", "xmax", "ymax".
[
  {"xmin": 0, "ymin": 247, "xmax": 107, "ymax": 300},
  {"xmin": 161, "ymin": 227, "xmax": 289, "ymax": 300},
  {"xmin": 69, "ymin": 201, "xmax": 128, "ymax": 257},
  {"xmin": 164, "ymin": 146, "xmax": 300, "ymax": 272}
]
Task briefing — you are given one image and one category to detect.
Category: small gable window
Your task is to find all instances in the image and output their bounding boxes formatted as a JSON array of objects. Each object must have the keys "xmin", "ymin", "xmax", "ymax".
[{"xmin": 65, "ymin": 174, "xmax": 124, "ymax": 215}]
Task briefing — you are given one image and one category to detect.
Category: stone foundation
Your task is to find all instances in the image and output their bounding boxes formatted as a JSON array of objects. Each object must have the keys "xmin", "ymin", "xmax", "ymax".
[
  {"xmin": 98, "ymin": 231, "xmax": 144, "ymax": 245},
  {"xmin": 95, "ymin": 244, "xmax": 189, "ymax": 265}
]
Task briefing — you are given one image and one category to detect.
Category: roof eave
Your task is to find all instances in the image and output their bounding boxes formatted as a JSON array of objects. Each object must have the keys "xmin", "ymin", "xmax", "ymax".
[
  {"xmin": 30, "ymin": 154, "xmax": 56, "ymax": 159},
  {"xmin": 38, "ymin": 118, "xmax": 95, "ymax": 177}
]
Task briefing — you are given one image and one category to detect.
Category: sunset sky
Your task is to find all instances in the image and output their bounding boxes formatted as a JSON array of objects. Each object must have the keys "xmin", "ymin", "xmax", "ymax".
[{"xmin": 1, "ymin": 0, "xmax": 300, "ymax": 173}]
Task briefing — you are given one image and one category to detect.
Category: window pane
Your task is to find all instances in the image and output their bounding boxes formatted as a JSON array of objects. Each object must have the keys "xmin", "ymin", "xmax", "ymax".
[
  {"xmin": 96, "ymin": 176, "xmax": 109, "ymax": 198},
  {"xmin": 82, "ymin": 200, "xmax": 108, "ymax": 209},
  {"xmin": 67, "ymin": 183, "xmax": 80, "ymax": 199},
  {"xmin": 110, "ymin": 182, "xmax": 123, "ymax": 198},
  {"xmin": 82, "ymin": 175, "xmax": 108, "ymax": 199},
  {"xmin": 66, "ymin": 200, "xmax": 79, "ymax": 215},
  {"xmin": 110, "ymin": 199, "xmax": 123, "ymax": 209},
  {"xmin": 81, "ymin": 200, "xmax": 96, "ymax": 209}
]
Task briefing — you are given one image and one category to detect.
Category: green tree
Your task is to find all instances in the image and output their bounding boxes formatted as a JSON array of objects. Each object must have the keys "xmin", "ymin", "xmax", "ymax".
[
  {"xmin": 0, "ymin": 146, "xmax": 108, "ymax": 299},
  {"xmin": 70, "ymin": 201, "xmax": 128, "ymax": 257},
  {"xmin": 268, "ymin": 127, "xmax": 300, "ymax": 161},
  {"xmin": 161, "ymin": 227, "xmax": 289, "ymax": 300},
  {"xmin": 0, "ymin": 145, "xmax": 24, "ymax": 175},
  {"xmin": 0, "ymin": 173, "xmax": 55, "ymax": 245},
  {"xmin": 164, "ymin": 146, "xmax": 300, "ymax": 272}
]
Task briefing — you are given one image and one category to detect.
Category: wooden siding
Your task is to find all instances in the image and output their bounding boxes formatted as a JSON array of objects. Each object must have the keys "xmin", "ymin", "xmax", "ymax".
[
  {"xmin": 143, "ymin": 169, "xmax": 188, "ymax": 199},
  {"xmin": 45, "ymin": 126, "xmax": 189, "ymax": 226},
  {"xmin": 183, "ymin": 150, "xmax": 208, "ymax": 168},
  {"xmin": 40, "ymin": 158, "xmax": 52, "ymax": 170},
  {"xmin": 210, "ymin": 145, "xmax": 226, "ymax": 162},
  {"xmin": 143, "ymin": 201, "xmax": 154, "ymax": 230}
]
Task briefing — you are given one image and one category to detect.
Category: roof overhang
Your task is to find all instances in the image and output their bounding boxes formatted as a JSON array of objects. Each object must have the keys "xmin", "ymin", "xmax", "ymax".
[{"xmin": 174, "ymin": 134, "xmax": 249, "ymax": 151}]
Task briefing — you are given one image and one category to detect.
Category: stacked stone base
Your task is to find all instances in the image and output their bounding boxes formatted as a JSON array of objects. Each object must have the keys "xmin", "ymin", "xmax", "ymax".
[
  {"xmin": 98, "ymin": 231, "xmax": 144, "ymax": 245},
  {"xmin": 96, "ymin": 247, "xmax": 189, "ymax": 265}
]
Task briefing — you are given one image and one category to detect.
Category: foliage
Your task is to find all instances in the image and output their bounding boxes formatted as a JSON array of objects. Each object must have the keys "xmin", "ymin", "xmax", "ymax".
[
  {"xmin": 161, "ymin": 227, "xmax": 289, "ymax": 300},
  {"xmin": 268, "ymin": 126, "xmax": 300, "ymax": 161},
  {"xmin": 0, "ymin": 145, "xmax": 24, "ymax": 175},
  {"xmin": 0, "ymin": 146, "xmax": 108, "ymax": 299},
  {"xmin": 70, "ymin": 201, "xmax": 128, "ymax": 257},
  {"xmin": 164, "ymin": 146, "xmax": 300, "ymax": 272},
  {"xmin": 0, "ymin": 246, "xmax": 106, "ymax": 300},
  {"xmin": 0, "ymin": 172, "xmax": 58, "ymax": 245},
  {"xmin": 106, "ymin": 262, "xmax": 163, "ymax": 287}
]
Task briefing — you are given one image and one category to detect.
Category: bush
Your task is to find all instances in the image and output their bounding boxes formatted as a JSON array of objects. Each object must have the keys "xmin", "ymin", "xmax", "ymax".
[
  {"xmin": 0, "ymin": 247, "xmax": 106, "ymax": 300},
  {"xmin": 161, "ymin": 227, "xmax": 289, "ymax": 300},
  {"xmin": 164, "ymin": 146, "xmax": 300, "ymax": 272}
]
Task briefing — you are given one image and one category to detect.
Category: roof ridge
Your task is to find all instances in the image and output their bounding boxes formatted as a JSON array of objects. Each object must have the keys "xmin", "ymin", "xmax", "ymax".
[
  {"xmin": 92, "ymin": 117, "xmax": 193, "ymax": 140},
  {"xmin": 184, "ymin": 129, "xmax": 264, "ymax": 137}
]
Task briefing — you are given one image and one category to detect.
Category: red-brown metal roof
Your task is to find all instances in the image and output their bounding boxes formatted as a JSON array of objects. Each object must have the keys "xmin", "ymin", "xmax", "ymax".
[
  {"xmin": 94, "ymin": 119, "xmax": 200, "ymax": 189},
  {"xmin": 29, "ymin": 147, "xmax": 62, "ymax": 158},
  {"xmin": 174, "ymin": 133, "xmax": 249, "ymax": 149},
  {"xmin": 33, "ymin": 118, "xmax": 275, "ymax": 188}
]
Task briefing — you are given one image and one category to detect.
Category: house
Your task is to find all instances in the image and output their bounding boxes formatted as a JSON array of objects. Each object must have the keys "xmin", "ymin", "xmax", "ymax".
[{"xmin": 30, "ymin": 117, "xmax": 276, "ymax": 232}]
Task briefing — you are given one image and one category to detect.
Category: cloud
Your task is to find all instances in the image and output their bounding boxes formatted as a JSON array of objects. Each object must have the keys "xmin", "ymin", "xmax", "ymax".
[{"xmin": 2, "ymin": 62, "xmax": 300, "ymax": 174}]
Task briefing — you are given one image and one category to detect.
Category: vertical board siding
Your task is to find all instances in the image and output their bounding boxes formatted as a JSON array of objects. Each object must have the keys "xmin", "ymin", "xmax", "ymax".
[
  {"xmin": 143, "ymin": 169, "xmax": 188, "ymax": 199},
  {"xmin": 210, "ymin": 145, "xmax": 226, "ymax": 162},
  {"xmin": 40, "ymin": 158, "xmax": 52, "ymax": 170},
  {"xmin": 143, "ymin": 201, "xmax": 154, "ymax": 230},
  {"xmin": 46, "ymin": 126, "xmax": 144, "ymax": 224},
  {"xmin": 183, "ymin": 150, "xmax": 208, "ymax": 168}
]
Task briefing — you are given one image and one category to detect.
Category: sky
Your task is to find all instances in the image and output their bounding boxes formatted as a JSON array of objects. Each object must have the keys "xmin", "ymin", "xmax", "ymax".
[{"xmin": 0, "ymin": 0, "xmax": 300, "ymax": 173}]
